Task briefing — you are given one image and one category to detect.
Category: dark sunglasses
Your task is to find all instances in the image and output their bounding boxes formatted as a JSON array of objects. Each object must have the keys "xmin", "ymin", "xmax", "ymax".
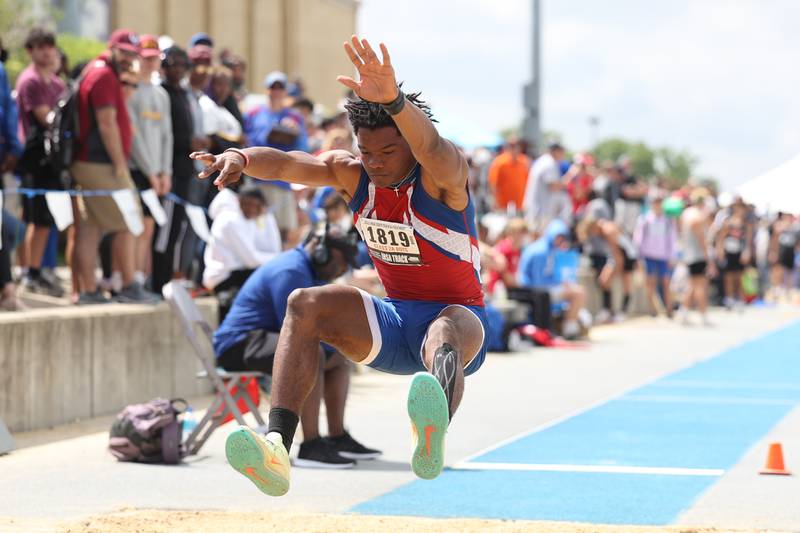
[{"xmin": 269, "ymin": 82, "xmax": 286, "ymax": 90}]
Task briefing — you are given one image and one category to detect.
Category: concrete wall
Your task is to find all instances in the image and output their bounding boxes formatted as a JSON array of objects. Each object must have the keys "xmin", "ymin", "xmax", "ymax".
[
  {"xmin": 110, "ymin": 0, "xmax": 358, "ymax": 113},
  {"xmin": 0, "ymin": 300, "xmax": 217, "ymax": 433}
]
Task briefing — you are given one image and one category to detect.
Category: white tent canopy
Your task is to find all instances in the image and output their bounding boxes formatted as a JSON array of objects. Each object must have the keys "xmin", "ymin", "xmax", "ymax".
[{"xmin": 737, "ymin": 153, "xmax": 800, "ymax": 214}]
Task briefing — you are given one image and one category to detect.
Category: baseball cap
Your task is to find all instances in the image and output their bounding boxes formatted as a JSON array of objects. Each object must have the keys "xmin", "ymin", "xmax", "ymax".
[
  {"xmin": 188, "ymin": 32, "xmax": 213, "ymax": 48},
  {"xmin": 139, "ymin": 34, "xmax": 160, "ymax": 58},
  {"xmin": 108, "ymin": 29, "xmax": 141, "ymax": 55},
  {"xmin": 263, "ymin": 70, "xmax": 288, "ymax": 88},
  {"xmin": 188, "ymin": 44, "xmax": 213, "ymax": 64}
]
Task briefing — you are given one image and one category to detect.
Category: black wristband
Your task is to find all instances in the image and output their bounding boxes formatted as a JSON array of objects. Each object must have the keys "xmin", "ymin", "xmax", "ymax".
[{"xmin": 381, "ymin": 89, "xmax": 406, "ymax": 116}]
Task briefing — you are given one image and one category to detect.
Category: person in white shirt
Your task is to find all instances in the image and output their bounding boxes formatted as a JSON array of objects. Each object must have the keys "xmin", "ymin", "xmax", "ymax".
[
  {"xmin": 199, "ymin": 67, "xmax": 244, "ymax": 153},
  {"xmin": 203, "ymin": 186, "xmax": 281, "ymax": 295},
  {"xmin": 523, "ymin": 142, "xmax": 571, "ymax": 232}
]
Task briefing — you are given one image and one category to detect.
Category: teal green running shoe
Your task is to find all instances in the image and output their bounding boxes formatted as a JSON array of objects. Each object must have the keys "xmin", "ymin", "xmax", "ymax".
[
  {"xmin": 407, "ymin": 372, "xmax": 450, "ymax": 480},
  {"xmin": 225, "ymin": 426, "xmax": 291, "ymax": 496}
]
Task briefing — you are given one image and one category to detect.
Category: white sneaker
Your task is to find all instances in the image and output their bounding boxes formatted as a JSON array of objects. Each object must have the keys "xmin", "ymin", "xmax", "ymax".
[
  {"xmin": 563, "ymin": 320, "xmax": 580, "ymax": 340},
  {"xmin": 595, "ymin": 309, "xmax": 612, "ymax": 324},
  {"xmin": 677, "ymin": 307, "xmax": 691, "ymax": 326},
  {"xmin": 701, "ymin": 315, "xmax": 714, "ymax": 327},
  {"xmin": 613, "ymin": 312, "xmax": 627, "ymax": 323},
  {"xmin": 577, "ymin": 308, "xmax": 593, "ymax": 329}
]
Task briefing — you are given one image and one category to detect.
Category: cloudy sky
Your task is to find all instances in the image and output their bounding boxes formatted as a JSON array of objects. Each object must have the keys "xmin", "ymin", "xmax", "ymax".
[{"xmin": 358, "ymin": 0, "xmax": 800, "ymax": 190}]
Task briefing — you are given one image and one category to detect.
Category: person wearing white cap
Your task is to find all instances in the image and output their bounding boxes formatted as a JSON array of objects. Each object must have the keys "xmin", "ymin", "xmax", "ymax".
[{"xmin": 243, "ymin": 70, "xmax": 309, "ymax": 244}]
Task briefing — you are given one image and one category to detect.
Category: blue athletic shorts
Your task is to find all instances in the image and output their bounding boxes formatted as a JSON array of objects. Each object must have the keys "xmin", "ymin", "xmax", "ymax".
[
  {"xmin": 356, "ymin": 290, "xmax": 488, "ymax": 376},
  {"xmin": 644, "ymin": 258, "xmax": 670, "ymax": 278}
]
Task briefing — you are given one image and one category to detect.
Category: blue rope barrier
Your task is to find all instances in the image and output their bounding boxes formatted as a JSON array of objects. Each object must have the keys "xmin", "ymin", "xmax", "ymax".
[{"xmin": 3, "ymin": 187, "xmax": 208, "ymax": 214}]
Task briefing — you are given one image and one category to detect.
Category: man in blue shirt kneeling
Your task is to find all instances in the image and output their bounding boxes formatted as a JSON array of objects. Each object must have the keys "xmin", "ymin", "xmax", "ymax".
[{"xmin": 214, "ymin": 225, "xmax": 381, "ymax": 468}]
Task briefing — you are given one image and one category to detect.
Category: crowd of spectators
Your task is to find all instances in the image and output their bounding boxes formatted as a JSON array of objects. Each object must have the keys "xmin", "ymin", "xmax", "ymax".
[
  {"xmin": 0, "ymin": 27, "xmax": 359, "ymax": 311},
  {"xmin": 0, "ymin": 27, "xmax": 798, "ymax": 349},
  {"xmin": 478, "ymin": 136, "xmax": 800, "ymax": 342}
]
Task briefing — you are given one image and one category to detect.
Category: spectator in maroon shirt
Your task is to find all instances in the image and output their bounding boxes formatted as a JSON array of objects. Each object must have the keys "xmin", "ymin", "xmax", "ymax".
[
  {"xmin": 71, "ymin": 29, "xmax": 157, "ymax": 304},
  {"xmin": 14, "ymin": 28, "xmax": 65, "ymax": 297}
]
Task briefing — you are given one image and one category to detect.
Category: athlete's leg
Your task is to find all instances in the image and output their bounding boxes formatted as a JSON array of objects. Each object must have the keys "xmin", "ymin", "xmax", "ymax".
[
  {"xmin": 661, "ymin": 274, "xmax": 673, "ymax": 317},
  {"xmin": 270, "ymin": 285, "xmax": 372, "ymax": 430},
  {"xmin": 407, "ymin": 305, "xmax": 484, "ymax": 480},
  {"xmin": 226, "ymin": 285, "xmax": 373, "ymax": 496},
  {"xmin": 723, "ymin": 270, "xmax": 735, "ymax": 303},
  {"xmin": 421, "ymin": 306, "xmax": 484, "ymax": 419}
]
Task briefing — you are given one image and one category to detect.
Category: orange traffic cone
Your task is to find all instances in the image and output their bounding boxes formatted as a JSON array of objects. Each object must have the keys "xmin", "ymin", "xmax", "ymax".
[{"xmin": 760, "ymin": 442, "xmax": 791, "ymax": 475}]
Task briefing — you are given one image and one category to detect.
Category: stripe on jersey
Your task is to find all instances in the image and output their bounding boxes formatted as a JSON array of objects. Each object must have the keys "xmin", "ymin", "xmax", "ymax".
[{"xmin": 406, "ymin": 186, "xmax": 481, "ymax": 274}]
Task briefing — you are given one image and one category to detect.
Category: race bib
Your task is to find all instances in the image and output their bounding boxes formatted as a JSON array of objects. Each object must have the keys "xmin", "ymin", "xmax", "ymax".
[
  {"xmin": 723, "ymin": 236, "xmax": 742, "ymax": 253},
  {"xmin": 357, "ymin": 217, "xmax": 422, "ymax": 266},
  {"xmin": 779, "ymin": 233, "xmax": 796, "ymax": 247}
]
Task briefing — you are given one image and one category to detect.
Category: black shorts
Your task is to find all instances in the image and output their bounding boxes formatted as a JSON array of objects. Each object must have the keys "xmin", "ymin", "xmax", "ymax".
[
  {"xmin": 723, "ymin": 252, "xmax": 744, "ymax": 272},
  {"xmin": 130, "ymin": 169, "xmax": 152, "ymax": 218},
  {"xmin": 21, "ymin": 169, "xmax": 62, "ymax": 227},
  {"xmin": 778, "ymin": 246, "xmax": 795, "ymax": 270},
  {"xmin": 217, "ymin": 329, "xmax": 280, "ymax": 374},
  {"xmin": 217, "ymin": 329, "xmax": 335, "ymax": 374},
  {"xmin": 622, "ymin": 252, "xmax": 637, "ymax": 273},
  {"xmin": 591, "ymin": 252, "xmax": 635, "ymax": 273},
  {"xmin": 688, "ymin": 261, "xmax": 707, "ymax": 277},
  {"xmin": 590, "ymin": 254, "xmax": 608, "ymax": 273}
]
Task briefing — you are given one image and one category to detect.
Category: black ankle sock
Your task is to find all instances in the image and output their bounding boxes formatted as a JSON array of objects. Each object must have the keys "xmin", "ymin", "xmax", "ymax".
[
  {"xmin": 28, "ymin": 268, "xmax": 40, "ymax": 279},
  {"xmin": 267, "ymin": 407, "xmax": 299, "ymax": 450},
  {"xmin": 602, "ymin": 290, "xmax": 612, "ymax": 311},
  {"xmin": 432, "ymin": 343, "xmax": 458, "ymax": 420},
  {"xmin": 622, "ymin": 294, "xmax": 631, "ymax": 312}
]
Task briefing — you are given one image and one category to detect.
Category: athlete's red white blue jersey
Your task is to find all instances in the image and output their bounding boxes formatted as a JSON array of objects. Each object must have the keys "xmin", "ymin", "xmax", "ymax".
[{"xmin": 348, "ymin": 163, "xmax": 484, "ymax": 306}]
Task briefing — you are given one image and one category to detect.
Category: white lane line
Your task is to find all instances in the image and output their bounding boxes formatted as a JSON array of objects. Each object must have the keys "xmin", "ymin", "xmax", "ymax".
[
  {"xmin": 621, "ymin": 395, "xmax": 799, "ymax": 406},
  {"xmin": 653, "ymin": 380, "xmax": 800, "ymax": 391},
  {"xmin": 450, "ymin": 462, "xmax": 725, "ymax": 477}
]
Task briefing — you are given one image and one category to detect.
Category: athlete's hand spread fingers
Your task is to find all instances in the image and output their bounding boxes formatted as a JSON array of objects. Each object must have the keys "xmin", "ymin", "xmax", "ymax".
[
  {"xmin": 190, "ymin": 151, "xmax": 244, "ymax": 190},
  {"xmin": 336, "ymin": 35, "xmax": 398, "ymax": 104}
]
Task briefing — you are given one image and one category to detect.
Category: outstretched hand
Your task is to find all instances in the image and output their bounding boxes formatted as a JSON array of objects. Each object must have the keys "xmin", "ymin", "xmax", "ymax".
[
  {"xmin": 337, "ymin": 35, "xmax": 398, "ymax": 104},
  {"xmin": 190, "ymin": 151, "xmax": 245, "ymax": 190}
]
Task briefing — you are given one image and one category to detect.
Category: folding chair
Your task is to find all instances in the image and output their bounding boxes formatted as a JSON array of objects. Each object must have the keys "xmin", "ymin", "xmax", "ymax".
[{"xmin": 162, "ymin": 281, "xmax": 266, "ymax": 456}]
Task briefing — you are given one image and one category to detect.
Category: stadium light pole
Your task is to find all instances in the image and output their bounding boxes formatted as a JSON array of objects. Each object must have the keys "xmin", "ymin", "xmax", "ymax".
[
  {"xmin": 522, "ymin": 0, "xmax": 541, "ymax": 155},
  {"xmin": 588, "ymin": 115, "xmax": 601, "ymax": 148}
]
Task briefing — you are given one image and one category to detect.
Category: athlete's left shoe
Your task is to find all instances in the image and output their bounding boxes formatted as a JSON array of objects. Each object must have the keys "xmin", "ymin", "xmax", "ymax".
[
  {"xmin": 225, "ymin": 426, "xmax": 291, "ymax": 496},
  {"xmin": 407, "ymin": 372, "xmax": 450, "ymax": 480}
]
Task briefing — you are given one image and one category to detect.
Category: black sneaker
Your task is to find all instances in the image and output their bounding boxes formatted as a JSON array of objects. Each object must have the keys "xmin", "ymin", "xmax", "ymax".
[
  {"xmin": 114, "ymin": 281, "xmax": 160, "ymax": 304},
  {"xmin": 22, "ymin": 274, "xmax": 64, "ymax": 298},
  {"xmin": 326, "ymin": 431, "xmax": 382, "ymax": 460},
  {"xmin": 294, "ymin": 437, "xmax": 356, "ymax": 469},
  {"xmin": 77, "ymin": 289, "xmax": 111, "ymax": 305}
]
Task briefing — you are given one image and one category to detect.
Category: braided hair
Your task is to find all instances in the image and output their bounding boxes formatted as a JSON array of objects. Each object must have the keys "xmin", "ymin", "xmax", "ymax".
[{"xmin": 344, "ymin": 86, "xmax": 436, "ymax": 135}]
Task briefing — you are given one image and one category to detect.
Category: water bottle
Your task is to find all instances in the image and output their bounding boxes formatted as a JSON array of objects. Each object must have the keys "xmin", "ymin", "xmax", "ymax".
[{"xmin": 182, "ymin": 406, "xmax": 197, "ymax": 441}]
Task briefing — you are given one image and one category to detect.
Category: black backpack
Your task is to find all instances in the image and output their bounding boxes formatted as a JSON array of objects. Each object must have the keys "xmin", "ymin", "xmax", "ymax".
[{"xmin": 44, "ymin": 79, "xmax": 81, "ymax": 183}]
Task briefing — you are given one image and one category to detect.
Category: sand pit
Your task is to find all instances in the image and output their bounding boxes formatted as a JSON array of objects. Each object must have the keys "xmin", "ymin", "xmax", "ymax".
[{"xmin": 0, "ymin": 510, "xmax": 787, "ymax": 533}]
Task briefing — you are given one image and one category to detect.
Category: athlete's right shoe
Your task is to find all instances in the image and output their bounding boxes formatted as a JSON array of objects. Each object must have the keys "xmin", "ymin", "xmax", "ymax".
[
  {"xmin": 407, "ymin": 372, "xmax": 450, "ymax": 480},
  {"xmin": 225, "ymin": 427, "xmax": 291, "ymax": 496}
]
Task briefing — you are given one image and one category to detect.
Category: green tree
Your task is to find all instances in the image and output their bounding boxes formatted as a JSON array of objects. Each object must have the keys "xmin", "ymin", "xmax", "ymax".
[
  {"xmin": 591, "ymin": 137, "xmax": 656, "ymax": 178},
  {"xmin": 591, "ymin": 137, "xmax": 711, "ymax": 188},
  {"xmin": 57, "ymin": 34, "xmax": 107, "ymax": 76},
  {"xmin": 654, "ymin": 147, "xmax": 698, "ymax": 189}
]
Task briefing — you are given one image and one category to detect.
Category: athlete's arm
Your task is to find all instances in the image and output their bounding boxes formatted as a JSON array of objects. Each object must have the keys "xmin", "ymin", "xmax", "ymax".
[
  {"xmin": 336, "ymin": 36, "xmax": 469, "ymax": 208},
  {"xmin": 190, "ymin": 148, "xmax": 360, "ymax": 196}
]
